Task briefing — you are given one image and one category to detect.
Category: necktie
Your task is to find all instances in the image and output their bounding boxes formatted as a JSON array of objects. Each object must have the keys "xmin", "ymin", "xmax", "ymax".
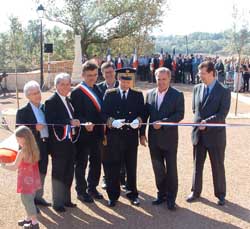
[
  {"xmin": 65, "ymin": 97, "xmax": 76, "ymax": 135},
  {"xmin": 122, "ymin": 90, "xmax": 126, "ymax": 101},
  {"xmin": 202, "ymin": 86, "xmax": 209, "ymax": 103},
  {"xmin": 65, "ymin": 97, "xmax": 74, "ymax": 117}
]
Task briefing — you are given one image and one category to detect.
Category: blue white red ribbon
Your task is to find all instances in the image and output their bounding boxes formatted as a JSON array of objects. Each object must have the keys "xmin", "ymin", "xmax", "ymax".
[{"xmin": 5, "ymin": 122, "xmax": 250, "ymax": 128}]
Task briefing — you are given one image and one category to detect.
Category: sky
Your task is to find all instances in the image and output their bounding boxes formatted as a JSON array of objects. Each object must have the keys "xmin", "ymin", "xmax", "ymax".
[{"xmin": 0, "ymin": 0, "xmax": 249, "ymax": 36}]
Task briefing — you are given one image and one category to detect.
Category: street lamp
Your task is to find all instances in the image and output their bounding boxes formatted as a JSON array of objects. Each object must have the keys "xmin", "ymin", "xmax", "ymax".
[{"xmin": 37, "ymin": 4, "xmax": 45, "ymax": 89}]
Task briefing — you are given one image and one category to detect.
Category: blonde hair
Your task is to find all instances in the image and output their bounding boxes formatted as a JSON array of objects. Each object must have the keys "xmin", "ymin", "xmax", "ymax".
[{"xmin": 15, "ymin": 126, "xmax": 40, "ymax": 163}]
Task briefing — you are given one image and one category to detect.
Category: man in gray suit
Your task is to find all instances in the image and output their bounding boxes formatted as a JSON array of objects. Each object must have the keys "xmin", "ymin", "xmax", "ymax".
[
  {"xmin": 141, "ymin": 67, "xmax": 184, "ymax": 210},
  {"xmin": 186, "ymin": 61, "xmax": 231, "ymax": 206}
]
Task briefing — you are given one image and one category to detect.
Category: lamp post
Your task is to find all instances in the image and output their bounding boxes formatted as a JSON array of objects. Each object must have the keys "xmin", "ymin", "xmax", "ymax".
[{"xmin": 37, "ymin": 4, "xmax": 45, "ymax": 89}]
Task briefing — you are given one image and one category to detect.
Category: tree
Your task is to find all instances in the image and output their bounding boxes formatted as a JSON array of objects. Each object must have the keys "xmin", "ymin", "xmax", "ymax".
[
  {"xmin": 23, "ymin": 20, "xmax": 40, "ymax": 68},
  {"xmin": 43, "ymin": 0, "xmax": 167, "ymax": 55},
  {"xmin": 230, "ymin": 4, "xmax": 250, "ymax": 115},
  {"xmin": 8, "ymin": 16, "xmax": 26, "ymax": 72},
  {"xmin": 0, "ymin": 33, "xmax": 10, "ymax": 71}
]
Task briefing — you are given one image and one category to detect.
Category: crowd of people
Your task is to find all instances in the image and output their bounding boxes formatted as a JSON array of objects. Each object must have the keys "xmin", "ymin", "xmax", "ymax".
[
  {"xmin": 93, "ymin": 53, "xmax": 250, "ymax": 93},
  {"xmin": 1, "ymin": 60, "xmax": 231, "ymax": 229}
]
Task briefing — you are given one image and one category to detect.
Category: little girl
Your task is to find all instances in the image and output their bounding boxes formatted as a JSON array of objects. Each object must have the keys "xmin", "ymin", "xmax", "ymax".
[{"xmin": 0, "ymin": 126, "xmax": 41, "ymax": 229}]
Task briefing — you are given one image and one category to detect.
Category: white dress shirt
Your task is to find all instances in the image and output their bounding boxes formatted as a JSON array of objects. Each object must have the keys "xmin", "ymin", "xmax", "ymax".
[
  {"xmin": 157, "ymin": 88, "xmax": 168, "ymax": 110},
  {"xmin": 119, "ymin": 87, "xmax": 129, "ymax": 99}
]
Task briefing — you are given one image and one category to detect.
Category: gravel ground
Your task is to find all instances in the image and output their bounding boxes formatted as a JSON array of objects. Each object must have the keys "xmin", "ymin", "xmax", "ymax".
[{"xmin": 0, "ymin": 82, "xmax": 250, "ymax": 229}]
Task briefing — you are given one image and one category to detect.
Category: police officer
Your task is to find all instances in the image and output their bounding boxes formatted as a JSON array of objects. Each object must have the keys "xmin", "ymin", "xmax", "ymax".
[
  {"xmin": 97, "ymin": 62, "xmax": 128, "ymax": 190},
  {"xmin": 102, "ymin": 68, "xmax": 144, "ymax": 207}
]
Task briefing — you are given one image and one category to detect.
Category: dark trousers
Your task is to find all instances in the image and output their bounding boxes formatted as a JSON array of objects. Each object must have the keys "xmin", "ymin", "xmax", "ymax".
[
  {"xmin": 51, "ymin": 142, "xmax": 75, "ymax": 207},
  {"xmin": 35, "ymin": 140, "xmax": 49, "ymax": 200},
  {"xmin": 103, "ymin": 143, "xmax": 138, "ymax": 201},
  {"xmin": 149, "ymin": 146, "xmax": 178, "ymax": 201},
  {"xmin": 102, "ymin": 144, "xmax": 127, "ymax": 185},
  {"xmin": 243, "ymin": 76, "xmax": 249, "ymax": 92},
  {"xmin": 75, "ymin": 140, "xmax": 102, "ymax": 195},
  {"xmin": 192, "ymin": 138, "xmax": 226, "ymax": 198}
]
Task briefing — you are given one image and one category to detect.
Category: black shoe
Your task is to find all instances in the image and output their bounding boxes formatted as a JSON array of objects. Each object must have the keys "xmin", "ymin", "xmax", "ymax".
[
  {"xmin": 186, "ymin": 192, "xmax": 200, "ymax": 203},
  {"xmin": 36, "ymin": 206, "xmax": 40, "ymax": 214},
  {"xmin": 18, "ymin": 219, "xmax": 31, "ymax": 226},
  {"xmin": 107, "ymin": 200, "xmax": 117, "ymax": 207},
  {"xmin": 217, "ymin": 197, "xmax": 225, "ymax": 206},
  {"xmin": 167, "ymin": 199, "xmax": 176, "ymax": 211},
  {"xmin": 77, "ymin": 193, "xmax": 94, "ymax": 203},
  {"xmin": 34, "ymin": 198, "xmax": 51, "ymax": 206},
  {"xmin": 87, "ymin": 189, "xmax": 103, "ymax": 200},
  {"xmin": 131, "ymin": 197, "xmax": 140, "ymax": 206},
  {"xmin": 23, "ymin": 223, "xmax": 40, "ymax": 229},
  {"xmin": 53, "ymin": 206, "xmax": 66, "ymax": 212},
  {"xmin": 152, "ymin": 196, "xmax": 167, "ymax": 205},
  {"xmin": 65, "ymin": 202, "xmax": 77, "ymax": 208}
]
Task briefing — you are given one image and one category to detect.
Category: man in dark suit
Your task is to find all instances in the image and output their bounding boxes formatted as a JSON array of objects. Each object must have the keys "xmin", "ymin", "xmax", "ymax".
[
  {"xmin": 141, "ymin": 67, "xmax": 184, "ymax": 210},
  {"xmin": 71, "ymin": 61, "xmax": 104, "ymax": 203},
  {"xmin": 97, "ymin": 62, "xmax": 119, "ymax": 97},
  {"xmin": 45, "ymin": 73, "xmax": 80, "ymax": 212},
  {"xmin": 186, "ymin": 61, "xmax": 231, "ymax": 206},
  {"xmin": 97, "ymin": 62, "xmax": 127, "ymax": 190},
  {"xmin": 102, "ymin": 67, "xmax": 144, "ymax": 207},
  {"xmin": 16, "ymin": 80, "xmax": 50, "ymax": 207}
]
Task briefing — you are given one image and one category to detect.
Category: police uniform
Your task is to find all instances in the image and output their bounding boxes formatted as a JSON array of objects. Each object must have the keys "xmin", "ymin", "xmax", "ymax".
[{"xmin": 102, "ymin": 68, "xmax": 144, "ymax": 206}]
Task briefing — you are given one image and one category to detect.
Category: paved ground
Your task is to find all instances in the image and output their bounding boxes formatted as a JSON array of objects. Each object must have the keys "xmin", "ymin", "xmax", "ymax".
[{"xmin": 0, "ymin": 82, "xmax": 250, "ymax": 229}]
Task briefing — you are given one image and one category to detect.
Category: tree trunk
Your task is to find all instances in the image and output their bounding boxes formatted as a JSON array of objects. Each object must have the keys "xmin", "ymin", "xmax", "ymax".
[{"xmin": 81, "ymin": 40, "xmax": 88, "ymax": 57}]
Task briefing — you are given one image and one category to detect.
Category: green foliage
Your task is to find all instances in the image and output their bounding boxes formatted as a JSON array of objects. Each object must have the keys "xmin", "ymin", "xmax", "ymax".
[
  {"xmin": 45, "ymin": 0, "xmax": 167, "ymax": 54},
  {"xmin": 154, "ymin": 30, "xmax": 250, "ymax": 56}
]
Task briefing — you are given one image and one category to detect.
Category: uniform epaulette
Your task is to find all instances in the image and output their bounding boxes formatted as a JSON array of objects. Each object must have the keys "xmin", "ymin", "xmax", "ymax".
[
  {"xmin": 106, "ymin": 88, "xmax": 117, "ymax": 93},
  {"xmin": 130, "ymin": 88, "xmax": 142, "ymax": 93}
]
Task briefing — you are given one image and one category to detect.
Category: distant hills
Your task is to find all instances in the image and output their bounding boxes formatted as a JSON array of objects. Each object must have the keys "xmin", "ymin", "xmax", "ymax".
[{"xmin": 154, "ymin": 31, "xmax": 250, "ymax": 56}]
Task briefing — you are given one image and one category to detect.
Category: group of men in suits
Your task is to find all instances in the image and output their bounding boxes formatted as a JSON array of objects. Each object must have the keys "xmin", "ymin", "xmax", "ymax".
[{"xmin": 15, "ymin": 60, "xmax": 231, "ymax": 212}]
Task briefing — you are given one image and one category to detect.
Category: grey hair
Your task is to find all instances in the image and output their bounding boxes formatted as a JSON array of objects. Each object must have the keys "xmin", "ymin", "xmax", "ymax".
[
  {"xmin": 155, "ymin": 67, "xmax": 171, "ymax": 79},
  {"xmin": 54, "ymin": 73, "xmax": 71, "ymax": 86},
  {"xmin": 23, "ymin": 80, "xmax": 41, "ymax": 97}
]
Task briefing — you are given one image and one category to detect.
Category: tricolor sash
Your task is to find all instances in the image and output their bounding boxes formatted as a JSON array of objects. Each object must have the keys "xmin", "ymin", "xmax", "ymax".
[
  {"xmin": 53, "ymin": 124, "xmax": 81, "ymax": 143},
  {"xmin": 53, "ymin": 124, "xmax": 71, "ymax": 142},
  {"xmin": 77, "ymin": 82, "xmax": 102, "ymax": 112}
]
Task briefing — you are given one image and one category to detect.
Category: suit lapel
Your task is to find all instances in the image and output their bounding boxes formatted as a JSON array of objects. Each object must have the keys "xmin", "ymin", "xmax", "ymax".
[
  {"xmin": 199, "ymin": 84, "xmax": 205, "ymax": 104},
  {"xmin": 55, "ymin": 92, "xmax": 71, "ymax": 118},
  {"xmin": 27, "ymin": 103, "xmax": 38, "ymax": 123},
  {"xmin": 150, "ymin": 88, "xmax": 157, "ymax": 110}
]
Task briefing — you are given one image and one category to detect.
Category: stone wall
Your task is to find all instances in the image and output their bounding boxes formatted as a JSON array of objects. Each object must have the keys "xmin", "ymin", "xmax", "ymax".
[{"xmin": 3, "ymin": 60, "xmax": 74, "ymax": 91}]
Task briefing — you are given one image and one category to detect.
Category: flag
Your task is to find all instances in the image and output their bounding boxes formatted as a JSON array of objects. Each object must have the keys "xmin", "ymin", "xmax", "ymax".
[
  {"xmin": 132, "ymin": 48, "xmax": 138, "ymax": 69},
  {"xmin": 150, "ymin": 57, "xmax": 154, "ymax": 72},
  {"xmin": 172, "ymin": 47, "xmax": 176, "ymax": 59},
  {"xmin": 106, "ymin": 48, "xmax": 111, "ymax": 62},
  {"xmin": 159, "ymin": 48, "xmax": 164, "ymax": 67},
  {"xmin": 117, "ymin": 55, "xmax": 122, "ymax": 69}
]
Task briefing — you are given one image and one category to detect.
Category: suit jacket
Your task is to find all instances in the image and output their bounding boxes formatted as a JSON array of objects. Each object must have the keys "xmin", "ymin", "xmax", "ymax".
[
  {"xmin": 45, "ymin": 92, "xmax": 76, "ymax": 151},
  {"xmin": 102, "ymin": 87, "xmax": 145, "ymax": 147},
  {"xmin": 144, "ymin": 87, "xmax": 184, "ymax": 150},
  {"xmin": 70, "ymin": 83, "xmax": 104, "ymax": 144},
  {"xmin": 97, "ymin": 80, "xmax": 119, "ymax": 98},
  {"xmin": 192, "ymin": 81, "xmax": 231, "ymax": 146},
  {"xmin": 16, "ymin": 103, "xmax": 45, "ymax": 142}
]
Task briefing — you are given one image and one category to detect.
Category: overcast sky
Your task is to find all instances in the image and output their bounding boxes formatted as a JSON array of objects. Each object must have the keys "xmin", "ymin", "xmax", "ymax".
[{"xmin": 0, "ymin": 0, "xmax": 249, "ymax": 35}]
